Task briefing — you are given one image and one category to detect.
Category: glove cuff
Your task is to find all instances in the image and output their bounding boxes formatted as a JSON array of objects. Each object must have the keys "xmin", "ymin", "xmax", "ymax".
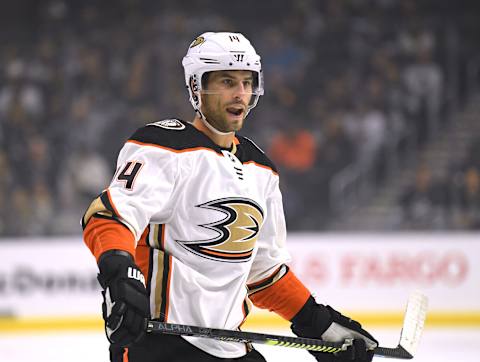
[
  {"xmin": 97, "ymin": 249, "xmax": 135, "ymax": 289},
  {"xmin": 291, "ymin": 296, "xmax": 332, "ymax": 337},
  {"xmin": 98, "ymin": 249, "xmax": 134, "ymax": 265}
]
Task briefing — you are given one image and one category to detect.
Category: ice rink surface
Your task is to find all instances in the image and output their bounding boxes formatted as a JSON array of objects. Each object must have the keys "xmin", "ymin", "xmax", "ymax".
[{"xmin": 1, "ymin": 327, "xmax": 479, "ymax": 362}]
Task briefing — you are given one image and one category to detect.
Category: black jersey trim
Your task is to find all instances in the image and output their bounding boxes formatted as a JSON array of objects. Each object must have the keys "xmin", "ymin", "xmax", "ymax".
[
  {"xmin": 146, "ymin": 247, "xmax": 154, "ymax": 291},
  {"xmin": 156, "ymin": 224, "xmax": 166, "ymax": 250},
  {"xmin": 235, "ymin": 135, "xmax": 278, "ymax": 174},
  {"xmin": 128, "ymin": 119, "xmax": 223, "ymax": 155},
  {"xmin": 247, "ymin": 264, "xmax": 289, "ymax": 296},
  {"xmin": 82, "ymin": 191, "xmax": 124, "ymax": 230},
  {"xmin": 100, "ymin": 190, "xmax": 118, "ymax": 216},
  {"xmin": 128, "ymin": 120, "xmax": 278, "ymax": 173}
]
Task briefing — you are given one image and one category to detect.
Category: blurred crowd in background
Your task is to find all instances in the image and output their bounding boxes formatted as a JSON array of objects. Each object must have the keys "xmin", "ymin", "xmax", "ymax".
[{"xmin": 0, "ymin": 0, "xmax": 479, "ymax": 236}]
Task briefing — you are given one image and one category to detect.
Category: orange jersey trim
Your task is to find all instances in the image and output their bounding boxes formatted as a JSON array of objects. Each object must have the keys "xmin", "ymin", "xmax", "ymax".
[
  {"xmin": 126, "ymin": 140, "xmax": 277, "ymax": 175},
  {"xmin": 135, "ymin": 227, "xmax": 151, "ymax": 283},
  {"xmin": 126, "ymin": 139, "xmax": 221, "ymax": 156},
  {"xmin": 83, "ymin": 217, "xmax": 136, "ymax": 261},
  {"xmin": 243, "ymin": 160, "xmax": 278, "ymax": 175},
  {"xmin": 203, "ymin": 249, "xmax": 253, "ymax": 258},
  {"xmin": 249, "ymin": 269, "xmax": 310, "ymax": 321}
]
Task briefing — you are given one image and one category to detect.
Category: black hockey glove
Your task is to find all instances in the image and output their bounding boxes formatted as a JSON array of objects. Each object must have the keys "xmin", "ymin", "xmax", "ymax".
[
  {"xmin": 291, "ymin": 297, "xmax": 378, "ymax": 362},
  {"xmin": 97, "ymin": 249, "xmax": 150, "ymax": 347}
]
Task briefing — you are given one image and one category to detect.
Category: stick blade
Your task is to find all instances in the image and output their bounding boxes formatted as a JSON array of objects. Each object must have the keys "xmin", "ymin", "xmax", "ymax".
[{"xmin": 398, "ymin": 291, "xmax": 428, "ymax": 357}]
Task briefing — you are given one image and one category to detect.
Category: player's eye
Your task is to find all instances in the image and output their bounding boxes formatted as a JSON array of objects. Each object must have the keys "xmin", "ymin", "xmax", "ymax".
[
  {"xmin": 222, "ymin": 78, "xmax": 234, "ymax": 86},
  {"xmin": 243, "ymin": 80, "xmax": 252, "ymax": 88}
]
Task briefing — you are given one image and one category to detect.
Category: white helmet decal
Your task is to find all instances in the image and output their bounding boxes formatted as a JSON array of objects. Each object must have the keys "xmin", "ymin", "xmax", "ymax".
[{"xmin": 182, "ymin": 32, "xmax": 264, "ymax": 121}]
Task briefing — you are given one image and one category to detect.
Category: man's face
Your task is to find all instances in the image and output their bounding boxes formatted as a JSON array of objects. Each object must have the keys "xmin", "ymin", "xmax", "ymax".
[{"xmin": 200, "ymin": 70, "xmax": 254, "ymax": 133}]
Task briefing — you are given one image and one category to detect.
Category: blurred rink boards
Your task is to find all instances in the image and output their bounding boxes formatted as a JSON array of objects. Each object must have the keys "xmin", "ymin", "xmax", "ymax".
[{"xmin": 0, "ymin": 233, "xmax": 479, "ymax": 361}]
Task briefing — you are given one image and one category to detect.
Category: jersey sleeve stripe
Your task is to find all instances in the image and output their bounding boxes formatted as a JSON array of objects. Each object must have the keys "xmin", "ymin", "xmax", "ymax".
[
  {"xmin": 248, "ymin": 268, "xmax": 311, "ymax": 321},
  {"xmin": 82, "ymin": 196, "xmax": 109, "ymax": 229},
  {"xmin": 152, "ymin": 250, "xmax": 165, "ymax": 319},
  {"xmin": 238, "ymin": 297, "xmax": 252, "ymax": 330},
  {"xmin": 135, "ymin": 227, "xmax": 151, "ymax": 289},
  {"xmin": 247, "ymin": 265, "xmax": 284, "ymax": 292},
  {"xmin": 160, "ymin": 225, "xmax": 166, "ymax": 250},
  {"xmin": 161, "ymin": 254, "xmax": 173, "ymax": 322},
  {"xmin": 152, "ymin": 250, "xmax": 173, "ymax": 322},
  {"xmin": 104, "ymin": 189, "xmax": 122, "ymax": 218},
  {"xmin": 152, "ymin": 224, "xmax": 166, "ymax": 250}
]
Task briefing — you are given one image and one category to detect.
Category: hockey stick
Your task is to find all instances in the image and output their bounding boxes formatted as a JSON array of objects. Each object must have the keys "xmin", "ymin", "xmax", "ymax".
[{"xmin": 147, "ymin": 291, "xmax": 428, "ymax": 359}]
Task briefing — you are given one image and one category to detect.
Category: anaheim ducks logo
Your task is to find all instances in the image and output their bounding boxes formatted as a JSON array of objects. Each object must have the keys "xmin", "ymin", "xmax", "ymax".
[
  {"xmin": 189, "ymin": 36, "xmax": 205, "ymax": 48},
  {"xmin": 177, "ymin": 197, "xmax": 264, "ymax": 262}
]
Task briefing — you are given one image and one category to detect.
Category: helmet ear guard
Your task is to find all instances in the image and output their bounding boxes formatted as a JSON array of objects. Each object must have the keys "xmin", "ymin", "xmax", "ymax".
[{"xmin": 189, "ymin": 75, "xmax": 201, "ymax": 109}]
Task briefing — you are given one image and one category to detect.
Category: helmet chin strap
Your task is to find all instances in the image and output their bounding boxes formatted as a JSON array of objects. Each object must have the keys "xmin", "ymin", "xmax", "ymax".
[
  {"xmin": 197, "ymin": 109, "xmax": 235, "ymax": 136},
  {"xmin": 193, "ymin": 91, "xmax": 235, "ymax": 136}
]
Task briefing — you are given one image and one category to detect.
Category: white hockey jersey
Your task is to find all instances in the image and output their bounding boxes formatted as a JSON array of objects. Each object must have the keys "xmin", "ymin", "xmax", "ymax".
[{"xmin": 103, "ymin": 119, "xmax": 290, "ymax": 358}]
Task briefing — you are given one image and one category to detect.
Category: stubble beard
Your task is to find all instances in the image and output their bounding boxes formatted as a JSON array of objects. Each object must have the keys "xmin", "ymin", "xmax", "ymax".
[
  {"xmin": 209, "ymin": 117, "xmax": 243, "ymax": 133},
  {"xmin": 204, "ymin": 106, "xmax": 244, "ymax": 133}
]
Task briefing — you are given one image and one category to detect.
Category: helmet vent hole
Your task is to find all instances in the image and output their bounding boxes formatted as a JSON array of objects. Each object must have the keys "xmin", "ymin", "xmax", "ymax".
[{"xmin": 229, "ymin": 62, "xmax": 233, "ymax": 66}]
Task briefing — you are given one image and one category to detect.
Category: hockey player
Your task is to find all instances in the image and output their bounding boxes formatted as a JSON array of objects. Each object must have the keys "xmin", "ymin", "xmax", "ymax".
[{"xmin": 82, "ymin": 32, "xmax": 378, "ymax": 362}]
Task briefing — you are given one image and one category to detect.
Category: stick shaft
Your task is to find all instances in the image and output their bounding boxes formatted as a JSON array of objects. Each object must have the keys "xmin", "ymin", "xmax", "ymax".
[
  {"xmin": 147, "ymin": 321, "xmax": 345, "ymax": 352},
  {"xmin": 147, "ymin": 321, "xmax": 412, "ymax": 358}
]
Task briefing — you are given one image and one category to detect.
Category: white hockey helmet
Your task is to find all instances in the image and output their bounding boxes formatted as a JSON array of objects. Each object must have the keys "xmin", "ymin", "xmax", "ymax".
[{"xmin": 182, "ymin": 32, "xmax": 264, "ymax": 118}]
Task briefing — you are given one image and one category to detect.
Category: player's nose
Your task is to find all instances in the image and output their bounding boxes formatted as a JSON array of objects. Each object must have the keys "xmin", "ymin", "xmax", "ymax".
[{"xmin": 233, "ymin": 82, "xmax": 249, "ymax": 96}]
